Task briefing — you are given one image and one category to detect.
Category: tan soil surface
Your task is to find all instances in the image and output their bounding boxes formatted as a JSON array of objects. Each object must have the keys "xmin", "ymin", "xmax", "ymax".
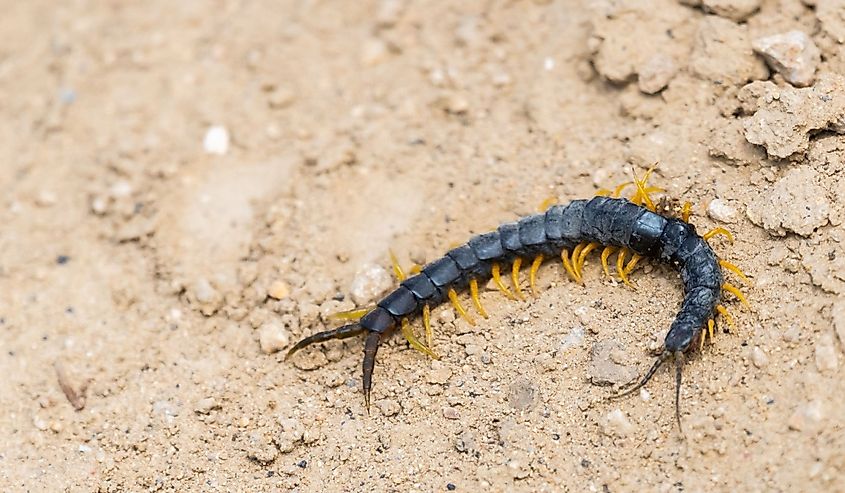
[{"xmin": 2, "ymin": 1, "xmax": 844, "ymax": 492}]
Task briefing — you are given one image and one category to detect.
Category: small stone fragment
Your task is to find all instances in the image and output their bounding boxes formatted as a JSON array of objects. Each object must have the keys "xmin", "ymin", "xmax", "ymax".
[
  {"xmin": 707, "ymin": 198, "xmax": 738, "ymax": 223},
  {"xmin": 35, "ymin": 190, "xmax": 57, "ymax": 207},
  {"xmin": 588, "ymin": 340, "xmax": 637, "ymax": 386},
  {"xmin": 788, "ymin": 400, "xmax": 824, "ymax": 431},
  {"xmin": 703, "ymin": 0, "xmax": 761, "ymax": 22},
  {"xmin": 259, "ymin": 322, "xmax": 291, "ymax": 354},
  {"xmin": 361, "ymin": 38, "xmax": 389, "ymax": 66},
  {"xmin": 267, "ymin": 280, "xmax": 290, "ymax": 300},
  {"xmin": 193, "ymin": 278, "xmax": 218, "ymax": 304},
  {"xmin": 691, "ymin": 16, "xmax": 768, "ymax": 85},
  {"xmin": 637, "ymin": 53, "xmax": 677, "ymax": 94},
  {"xmin": 817, "ymin": 0, "xmax": 845, "ymax": 43},
  {"xmin": 442, "ymin": 406, "xmax": 460, "ymax": 420},
  {"xmin": 427, "ymin": 363, "xmax": 453, "ymax": 385},
  {"xmin": 349, "ymin": 264, "xmax": 393, "ymax": 305},
  {"xmin": 195, "ymin": 397, "xmax": 219, "ymax": 414},
  {"xmin": 560, "ymin": 326, "xmax": 585, "ymax": 351},
  {"xmin": 203, "ymin": 125, "xmax": 230, "ymax": 155},
  {"xmin": 746, "ymin": 167, "xmax": 830, "ymax": 236},
  {"xmin": 815, "ymin": 333, "xmax": 839, "ymax": 372},
  {"xmin": 752, "ymin": 31, "xmax": 820, "ymax": 87},
  {"xmin": 375, "ymin": 399, "xmax": 401, "ymax": 417},
  {"xmin": 603, "ymin": 409, "xmax": 635, "ymax": 437},
  {"xmin": 751, "ymin": 346, "xmax": 768, "ymax": 368},
  {"xmin": 507, "ymin": 377, "xmax": 537, "ymax": 411}
]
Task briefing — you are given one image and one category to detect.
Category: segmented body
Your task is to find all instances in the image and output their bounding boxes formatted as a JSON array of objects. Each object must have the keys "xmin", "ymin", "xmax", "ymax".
[{"xmin": 288, "ymin": 195, "xmax": 725, "ymax": 412}]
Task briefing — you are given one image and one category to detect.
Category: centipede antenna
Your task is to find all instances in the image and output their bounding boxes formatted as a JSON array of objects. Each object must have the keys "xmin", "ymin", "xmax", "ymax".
[
  {"xmin": 363, "ymin": 331, "xmax": 381, "ymax": 413},
  {"xmin": 674, "ymin": 351, "xmax": 685, "ymax": 434},
  {"xmin": 611, "ymin": 351, "xmax": 670, "ymax": 400},
  {"xmin": 285, "ymin": 324, "xmax": 365, "ymax": 361}
]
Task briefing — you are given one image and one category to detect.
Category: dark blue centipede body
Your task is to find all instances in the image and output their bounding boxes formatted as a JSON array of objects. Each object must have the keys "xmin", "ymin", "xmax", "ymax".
[{"xmin": 290, "ymin": 196, "xmax": 726, "ymax": 413}]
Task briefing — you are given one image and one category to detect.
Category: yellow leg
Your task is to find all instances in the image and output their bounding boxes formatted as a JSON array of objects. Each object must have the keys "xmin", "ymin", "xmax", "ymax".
[
  {"xmin": 329, "ymin": 306, "xmax": 373, "ymax": 321},
  {"xmin": 623, "ymin": 253, "xmax": 642, "ymax": 275},
  {"xmin": 613, "ymin": 181, "xmax": 634, "ymax": 198},
  {"xmin": 722, "ymin": 282, "xmax": 750, "ymax": 309},
  {"xmin": 577, "ymin": 242, "xmax": 600, "ymax": 273},
  {"xmin": 708, "ymin": 318, "xmax": 715, "ymax": 341},
  {"xmin": 699, "ymin": 329, "xmax": 706, "ymax": 351},
  {"xmin": 681, "ymin": 201, "xmax": 692, "ymax": 223},
  {"xmin": 401, "ymin": 318, "xmax": 439, "ymax": 359},
  {"xmin": 595, "ymin": 188, "xmax": 611, "ymax": 197},
  {"xmin": 512, "ymin": 258, "xmax": 525, "ymax": 300},
  {"xmin": 632, "ymin": 167, "xmax": 657, "ymax": 211},
  {"xmin": 409, "ymin": 264, "xmax": 422, "ymax": 275},
  {"xmin": 600, "ymin": 246, "xmax": 617, "ymax": 278},
  {"xmin": 703, "ymin": 227, "xmax": 734, "ymax": 243},
  {"xmin": 389, "ymin": 249, "xmax": 406, "ymax": 281},
  {"xmin": 719, "ymin": 259, "xmax": 751, "ymax": 286},
  {"xmin": 529, "ymin": 255, "xmax": 544, "ymax": 296},
  {"xmin": 715, "ymin": 304, "xmax": 735, "ymax": 330},
  {"xmin": 423, "ymin": 304, "xmax": 433, "ymax": 350},
  {"xmin": 469, "ymin": 279, "xmax": 488, "ymax": 318},
  {"xmin": 561, "ymin": 249, "xmax": 579, "ymax": 283},
  {"xmin": 616, "ymin": 248, "xmax": 633, "ymax": 287},
  {"xmin": 571, "ymin": 243, "xmax": 586, "ymax": 280},
  {"xmin": 492, "ymin": 263, "xmax": 516, "ymax": 300},
  {"xmin": 448, "ymin": 288, "xmax": 476, "ymax": 326}
]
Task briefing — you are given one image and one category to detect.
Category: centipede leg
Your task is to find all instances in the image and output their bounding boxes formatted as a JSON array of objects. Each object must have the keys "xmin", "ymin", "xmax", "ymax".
[
  {"xmin": 674, "ymin": 351, "xmax": 685, "ymax": 433},
  {"xmin": 285, "ymin": 324, "xmax": 365, "ymax": 360},
  {"xmin": 363, "ymin": 331, "xmax": 381, "ymax": 412},
  {"xmin": 612, "ymin": 351, "xmax": 670, "ymax": 399},
  {"xmin": 600, "ymin": 246, "xmax": 617, "ymax": 278}
]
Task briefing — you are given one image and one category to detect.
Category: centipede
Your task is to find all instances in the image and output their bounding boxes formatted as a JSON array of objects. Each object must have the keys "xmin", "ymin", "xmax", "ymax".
[{"xmin": 286, "ymin": 168, "xmax": 751, "ymax": 428}]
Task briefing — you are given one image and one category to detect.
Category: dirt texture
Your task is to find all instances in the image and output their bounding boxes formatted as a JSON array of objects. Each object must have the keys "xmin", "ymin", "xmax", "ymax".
[{"xmin": 2, "ymin": 1, "xmax": 844, "ymax": 492}]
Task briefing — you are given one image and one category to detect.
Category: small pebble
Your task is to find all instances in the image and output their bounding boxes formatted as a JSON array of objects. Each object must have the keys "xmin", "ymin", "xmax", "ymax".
[
  {"xmin": 427, "ymin": 363, "xmax": 453, "ymax": 385},
  {"xmin": 360, "ymin": 38, "xmax": 389, "ymax": 66},
  {"xmin": 193, "ymin": 278, "xmax": 218, "ymax": 304},
  {"xmin": 56, "ymin": 255, "xmax": 70, "ymax": 265},
  {"xmin": 782, "ymin": 324, "xmax": 801, "ymax": 343},
  {"xmin": 203, "ymin": 125, "xmax": 230, "ymax": 155},
  {"xmin": 268, "ymin": 87, "xmax": 295, "ymax": 109},
  {"xmin": 442, "ymin": 406, "xmax": 460, "ymax": 419},
  {"xmin": 751, "ymin": 346, "xmax": 768, "ymax": 368},
  {"xmin": 90, "ymin": 196, "xmax": 108, "ymax": 215},
  {"xmin": 703, "ymin": 0, "xmax": 761, "ymax": 22},
  {"xmin": 35, "ymin": 190, "xmax": 57, "ymax": 207},
  {"xmin": 376, "ymin": 399, "xmax": 401, "ymax": 417},
  {"xmin": 267, "ymin": 280, "xmax": 291, "ymax": 300},
  {"xmin": 447, "ymin": 483, "xmax": 456, "ymax": 491},
  {"xmin": 815, "ymin": 333, "xmax": 839, "ymax": 372},
  {"xmin": 33, "ymin": 416, "xmax": 49, "ymax": 431},
  {"xmin": 603, "ymin": 409, "xmax": 635, "ymax": 437},
  {"xmin": 788, "ymin": 400, "xmax": 824, "ymax": 431},
  {"xmin": 195, "ymin": 397, "xmax": 219, "ymax": 414},
  {"xmin": 258, "ymin": 322, "xmax": 291, "ymax": 354},
  {"xmin": 349, "ymin": 264, "xmax": 393, "ymax": 305},
  {"xmin": 752, "ymin": 31, "xmax": 820, "ymax": 87},
  {"xmin": 707, "ymin": 199, "xmax": 738, "ymax": 223},
  {"xmin": 638, "ymin": 53, "xmax": 677, "ymax": 94}
]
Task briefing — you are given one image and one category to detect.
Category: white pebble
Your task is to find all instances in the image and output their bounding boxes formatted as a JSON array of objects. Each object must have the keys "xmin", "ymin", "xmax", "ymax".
[
  {"xmin": 193, "ymin": 278, "xmax": 217, "ymax": 304},
  {"xmin": 203, "ymin": 125, "xmax": 230, "ymax": 155},
  {"xmin": 603, "ymin": 409, "xmax": 635, "ymax": 437},
  {"xmin": 752, "ymin": 31, "xmax": 820, "ymax": 87},
  {"xmin": 349, "ymin": 263, "xmax": 393, "ymax": 305},
  {"xmin": 751, "ymin": 346, "xmax": 768, "ymax": 368},
  {"xmin": 195, "ymin": 397, "xmax": 218, "ymax": 414},
  {"xmin": 707, "ymin": 199, "xmax": 738, "ymax": 223},
  {"xmin": 259, "ymin": 322, "xmax": 291, "ymax": 354},
  {"xmin": 815, "ymin": 333, "xmax": 839, "ymax": 372},
  {"xmin": 35, "ymin": 190, "xmax": 57, "ymax": 207}
]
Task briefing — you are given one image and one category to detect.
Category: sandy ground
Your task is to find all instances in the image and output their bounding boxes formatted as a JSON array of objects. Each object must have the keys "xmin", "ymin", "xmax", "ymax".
[{"xmin": 2, "ymin": 0, "xmax": 844, "ymax": 491}]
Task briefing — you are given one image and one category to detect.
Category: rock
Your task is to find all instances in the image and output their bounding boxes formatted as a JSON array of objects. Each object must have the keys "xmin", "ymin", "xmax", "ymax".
[
  {"xmin": 442, "ymin": 406, "xmax": 460, "ymax": 420},
  {"xmin": 752, "ymin": 31, "xmax": 820, "ymax": 87},
  {"xmin": 833, "ymin": 301, "xmax": 845, "ymax": 350},
  {"xmin": 376, "ymin": 0, "xmax": 405, "ymax": 27},
  {"xmin": 426, "ymin": 362, "xmax": 453, "ymax": 385},
  {"xmin": 787, "ymin": 400, "xmax": 824, "ymax": 431},
  {"xmin": 267, "ymin": 280, "xmax": 290, "ymax": 300},
  {"xmin": 751, "ymin": 346, "xmax": 768, "ymax": 368},
  {"xmin": 360, "ymin": 38, "xmax": 389, "ymax": 66},
  {"xmin": 588, "ymin": 340, "xmax": 637, "ymax": 386},
  {"xmin": 349, "ymin": 263, "xmax": 393, "ymax": 305},
  {"xmin": 195, "ymin": 397, "xmax": 219, "ymax": 414},
  {"xmin": 258, "ymin": 322, "xmax": 291, "ymax": 354},
  {"xmin": 708, "ymin": 118, "xmax": 768, "ymax": 166},
  {"xmin": 375, "ymin": 399, "xmax": 401, "ymax": 417},
  {"xmin": 203, "ymin": 125, "xmax": 230, "ymax": 155},
  {"xmin": 245, "ymin": 432, "xmax": 278, "ymax": 465},
  {"xmin": 35, "ymin": 190, "xmax": 57, "ymax": 207},
  {"xmin": 815, "ymin": 333, "xmax": 839, "ymax": 372},
  {"xmin": 268, "ymin": 87, "xmax": 295, "ymax": 109},
  {"xmin": 817, "ymin": 0, "xmax": 845, "ymax": 43},
  {"xmin": 746, "ymin": 167, "xmax": 830, "ymax": 236},
  {"xmin": 638, "ymin": 53, "xmax": 678, "ymax": 94},
  {"xmin": 602, "ymin": 409, "xmax": 635, "ymax": 437},
  {"xmin": 193, "ymin": 278, "xmax": 219, "ymax": 304},
  {"xmin": 690, "ymin": 16, "xmax": 768, "ymax": 85},
  {"xmin": 507, "ymin": 377, "xmax": 538, "ymax": 411},
  {"xmin": 707, "ymin": 198, "xmax": 738, "ymax": 223},
  {"xmin": 702, "ymin": 0, "xmax": 761, "ymax": 22},
  {"xmin": 560, "ymin": 326, "xmax": 586, "ymax": 351},
  {"xmin": 739, "ymin": 74, "xmax": 845, "ymax": 158}
]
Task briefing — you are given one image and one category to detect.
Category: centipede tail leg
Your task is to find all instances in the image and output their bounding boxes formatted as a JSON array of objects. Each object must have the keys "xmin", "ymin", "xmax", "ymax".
[
  {"xmin": 285, "ymin": 324, "xmax": 365, "ymax": 360},
  {"xmin": 362, "ymin": 331, "xmax": 381, "ymax": 412},
  {"xmin": 612, "ymin": 351, "xmax": 670, "ymax": 400},
  {"xmin": 674, "ymin": 351, "xmax": 685, "ymax": 433}
]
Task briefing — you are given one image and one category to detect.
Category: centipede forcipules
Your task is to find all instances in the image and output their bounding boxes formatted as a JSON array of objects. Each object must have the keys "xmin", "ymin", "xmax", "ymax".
[{"xmin": 286, "ymin": 169, "xmax": 751, "ymax": 427}]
